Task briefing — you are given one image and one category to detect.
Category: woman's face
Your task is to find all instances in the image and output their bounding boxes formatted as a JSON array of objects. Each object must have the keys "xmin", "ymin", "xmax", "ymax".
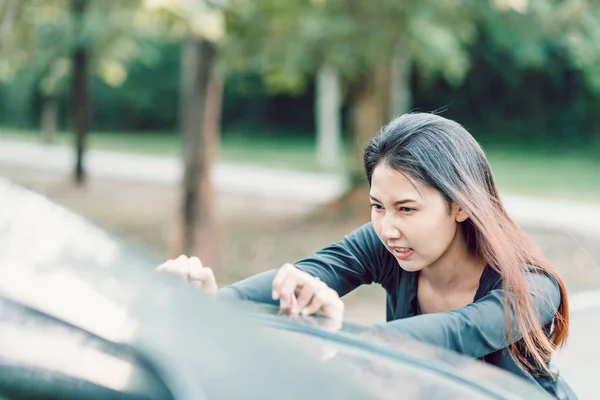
[{"xmin": 369, "ymin": 164, "xmax": 467, "ymax": 272}]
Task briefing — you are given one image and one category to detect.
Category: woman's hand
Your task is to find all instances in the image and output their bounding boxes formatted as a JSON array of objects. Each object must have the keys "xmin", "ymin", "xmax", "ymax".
[
  {"xmin": 156, "ymin": 255, "xmax": 218, "ymax": 294},
  {"xmin": 272, "ymin": 264, "xmax": 344, "ymax": 323}
]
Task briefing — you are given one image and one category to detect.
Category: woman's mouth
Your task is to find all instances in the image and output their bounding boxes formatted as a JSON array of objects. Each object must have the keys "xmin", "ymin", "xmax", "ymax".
[{"xmin": 390, "ymin": 246, "xmax": 414, "ymax": 260}]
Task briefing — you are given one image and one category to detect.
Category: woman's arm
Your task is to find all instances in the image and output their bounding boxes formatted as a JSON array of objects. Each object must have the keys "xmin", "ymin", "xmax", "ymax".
[
  {"xmin": 369, "ymin": 271, "xmax": 561, "ymax": 359},
  {"xmin": 218, "ymin": 223, "xmax": 390, "ymax": 304}
]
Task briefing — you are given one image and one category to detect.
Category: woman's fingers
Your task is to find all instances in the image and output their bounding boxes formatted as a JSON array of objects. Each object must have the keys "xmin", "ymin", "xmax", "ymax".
[
  {"xmin": 271, "ymin": 263, "xmax": 293, "ymax": 300},
  {"xmin": 300, "ymin": 290, "xmax": 325, "ymax": 316},
  {"xmin": 272, "ymin": 264, "xmax": 344, "ymax": 322},
  {"xmin": 189, "ymin": 262, "xmax": 218, "ymax": 294},
  {"xmin": 279, "ymin": 273, "xmax": 302, "ymax": 309},
  {"xmin": 295, "ymin": 284, "xmax": 315, "ymax": 312},
  {"xmin": 296, "ymin": 277, "xmax": 327, "ymax": 311},
  {"xmin": 187, "ymin": 256, "xmax": 204, "ymax": 282},
  {"xmin": 156, "ymin": 255, "xmax": 218, "ymax": 294},
  {"xmin": 156, "ymin": 259, "xmax": 187, "ymax": 279},
  {"xmin": 319, "ymin": 289, "xmax": 345, "ymax": 320},
  {"xmin": 190, "ymin": 268, "xmax": 218, "ymax": 293},
  {"xmin": 302, "ymin": 286, "xmax": 344, "ymax": 326},
  {"xmin": 187, "ymin": 256, "xmax": 203, "ymax": 268}
]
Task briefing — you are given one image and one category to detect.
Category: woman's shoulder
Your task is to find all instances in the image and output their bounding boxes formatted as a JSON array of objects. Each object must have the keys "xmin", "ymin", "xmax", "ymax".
[{"xmin": 480, "ymin": 264, "xmax": 561, "ymax": 302}]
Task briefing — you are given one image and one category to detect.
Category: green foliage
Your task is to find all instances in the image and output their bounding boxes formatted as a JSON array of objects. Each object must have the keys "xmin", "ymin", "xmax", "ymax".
[
  {"xmin": 413, "ymin": 31, "xmax": 600, "ymax": 145},
  {"xmin": 91, "ymin": 40, "xmax": 181, "ymax": 130},
  {"xmin": 221, "ymin": 0, "xmax": 481, "ymax": 93},
  {"xmin": 0, "ymin": 68, "xmax": 39, "ymax": 126},
  {"xmin": 221, "ymin": 0, "xmax": 600, "ymax": 106},
  {"xmin": 550, "ymin": 1, "xmax": 600, "ymax": 93},
  {"xmin": 0, "ymin": 0, "xmax": 165, "ymax": 100},
  {"xmin": 1, "ymin": 0, "xmax": 600, "ymax": 145}
]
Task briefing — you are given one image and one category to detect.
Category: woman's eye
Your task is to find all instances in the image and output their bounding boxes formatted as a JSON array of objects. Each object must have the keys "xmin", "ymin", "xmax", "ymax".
[
  {"xmin": 399, "ymin": 207, "xmax": 415, "ymax": 213},
  {"xmin": 370, "ymin": 204, "xmax": 383, "ymax": 210}
]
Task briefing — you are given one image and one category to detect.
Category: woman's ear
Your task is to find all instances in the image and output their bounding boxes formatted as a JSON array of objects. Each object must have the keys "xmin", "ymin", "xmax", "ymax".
[{"xmin": 452, "ymin": 203, "xmax": 469, "ymax": 223}]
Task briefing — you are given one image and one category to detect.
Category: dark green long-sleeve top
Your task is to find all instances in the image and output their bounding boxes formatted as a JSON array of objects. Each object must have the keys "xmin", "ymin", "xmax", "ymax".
[{"xmin": 219, "ymin": 223, "xmax": 577, "ymax": 400}]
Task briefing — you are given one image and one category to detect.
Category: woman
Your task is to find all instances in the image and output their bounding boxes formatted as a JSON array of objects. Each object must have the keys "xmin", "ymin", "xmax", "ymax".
[{"xmin": 158, "ymin": 113, "xmax": 576, "ymax": 399}]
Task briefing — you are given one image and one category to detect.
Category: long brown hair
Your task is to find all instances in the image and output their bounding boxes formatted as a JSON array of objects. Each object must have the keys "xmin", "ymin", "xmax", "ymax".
[{"xmin": 364, "ymin": 113, "xmax": 569, "ymax": 375}]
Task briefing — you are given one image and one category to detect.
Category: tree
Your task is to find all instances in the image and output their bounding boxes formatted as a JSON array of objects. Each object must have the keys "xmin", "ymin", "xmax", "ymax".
[
  {"xmin": 222, "ymin": 0, "xmax": 480, "ymax": 180},
  {"xmin": 145, "ymin": 0, "xmax": 225, "ymax": 268},
  {"xmin": 222, "ymin": 0, "xmax": 600, "ymax": 182},
  {"xmin": 0, "ymin": 0, "xmax": 160, "ymax": 181},
  {"xmin": 0, "ymin": 0, "xmax": 68, "ymax": 139},
  {"xmin": 315, "ymin": 64, "xmax": 342, "ymax": 171},
  {"xmin": 68, "ymin": 0, "xmax": 154, "ymax": 183},
  {"xmin": 2, "ymin": 0, "xmax": 225, "ymax": 264},
  {"xmin": 71, "ymin": 0, "xmax": 89, "ymax": 184}
]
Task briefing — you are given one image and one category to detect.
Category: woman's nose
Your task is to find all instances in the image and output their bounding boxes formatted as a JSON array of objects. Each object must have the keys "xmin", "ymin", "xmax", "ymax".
[{"xmin": 381, "ymin": 214, "xmax": 402, "ymax": 241}]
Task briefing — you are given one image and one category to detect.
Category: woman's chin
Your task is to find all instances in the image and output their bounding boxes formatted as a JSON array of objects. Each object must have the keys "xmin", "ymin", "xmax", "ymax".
[{"xmin": 395, "ymin": 258, "xmax": 424, "ymax": 272}]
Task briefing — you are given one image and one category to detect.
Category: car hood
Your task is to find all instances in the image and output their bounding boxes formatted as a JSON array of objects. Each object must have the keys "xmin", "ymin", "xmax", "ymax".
[{"xmin": 0, "ymin": 177, "xmax": 551, "ymax": 400}]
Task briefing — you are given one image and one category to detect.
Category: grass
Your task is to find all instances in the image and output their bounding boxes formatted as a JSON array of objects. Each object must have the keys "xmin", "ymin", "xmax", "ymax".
[
  {"xmin": 484, "ymin": 146, "xmax": 600, "ymax": 204},
  {"xmin": 0, "ymin": 127, "xmax": 339, "ymax": 173},
  {"xmin": 2, "ymin": 127, "xmax": 599, "ymax": 203}
]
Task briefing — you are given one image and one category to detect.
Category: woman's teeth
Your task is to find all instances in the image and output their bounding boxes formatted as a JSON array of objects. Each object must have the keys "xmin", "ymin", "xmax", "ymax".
[{"xmin": 395, "ymin": 247, "xmax": 411, "ymax": 253}]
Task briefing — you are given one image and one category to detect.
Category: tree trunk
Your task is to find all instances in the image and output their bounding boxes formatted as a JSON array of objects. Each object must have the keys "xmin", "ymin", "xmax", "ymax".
[
  {"xmin": 316, "ymin": 64, "xmax": 393, "ymax": 224},
  {"xmin": 315, "ymin": 65, "xmax": 342, "ymax": 171},
  {"xmin": 349, "ymin": 63, "xmax": 391, "ymax": 185},
  {"xmin": 389, "ymin": 41, "xmax": 412, "ymax": 119},
  {"xmin": 0, "ymin": 0, "xmax": 19, "ymax": 39},
  {"xmin": 41, "ymin": 96, "xmax": 58, "ymax": 144},
  {"xmin": 315, "ymin": 62, "xmax": 397, "ymax": 222},
  {"xmin": 171, "ymin": 37, "xmax": 222, "ymax": 269},
  {"xmin": 71, "ymin": 0, "xmax": 89, "ymax": 185}
]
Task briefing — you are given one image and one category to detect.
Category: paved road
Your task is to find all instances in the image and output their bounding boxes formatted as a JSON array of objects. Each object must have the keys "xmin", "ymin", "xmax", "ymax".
[
  {"xmin": 553, "ymin": 296, "xmax": 600, "ymax": 400},
  {"xmin": 1, "ymin": 139, "xmax": 599, "ymax": 239},
  {"xmin": 0, "ymin": 140, "xmax": 348, "ymax": 207}
]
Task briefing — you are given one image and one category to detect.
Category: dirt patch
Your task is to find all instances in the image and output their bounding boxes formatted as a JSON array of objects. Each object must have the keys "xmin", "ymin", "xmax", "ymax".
[{"xmin": 2, "ymin": 165, "xmax": 598, "ymax": 324}]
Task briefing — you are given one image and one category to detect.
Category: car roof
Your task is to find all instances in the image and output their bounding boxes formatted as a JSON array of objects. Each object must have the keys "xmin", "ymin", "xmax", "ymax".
[
  {"xmin": 243, "ymin": 302, "xmax": 553, "ymax": 400},
  {"xmin": 0, "ymin": 178, "xmax": 376, "ymax": 400},
  {"xmin": 0, "ymin": 178, "xmax": 552, "ymax": 400}
]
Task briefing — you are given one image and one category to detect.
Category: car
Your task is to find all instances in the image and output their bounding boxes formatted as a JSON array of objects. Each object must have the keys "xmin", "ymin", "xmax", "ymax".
[{"xmin": 0, "ymin": 177, "xmax": 553, "ymax": 399}]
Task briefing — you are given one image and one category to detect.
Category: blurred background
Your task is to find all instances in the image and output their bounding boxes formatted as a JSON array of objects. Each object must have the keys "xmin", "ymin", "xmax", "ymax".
[{"xmin": 0, "ymin": 0, "xmax": 599, "ymax": 333}]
